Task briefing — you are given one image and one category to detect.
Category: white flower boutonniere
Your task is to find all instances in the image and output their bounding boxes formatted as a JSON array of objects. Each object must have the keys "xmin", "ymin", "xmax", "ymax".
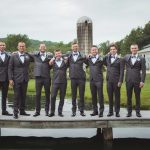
[{"xmin": 137, "ymin": 57, "xmax": 141, "ymax": 61}]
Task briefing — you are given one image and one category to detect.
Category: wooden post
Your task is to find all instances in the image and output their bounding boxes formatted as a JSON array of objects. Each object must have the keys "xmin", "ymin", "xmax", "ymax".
[{"xmin": 102, "ymin": 128, "xmax": 113, "ymax": 141}]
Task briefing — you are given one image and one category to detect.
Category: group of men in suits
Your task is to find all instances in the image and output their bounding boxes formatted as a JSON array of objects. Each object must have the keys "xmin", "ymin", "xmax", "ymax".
[{"xmin": 0, "ymin": 41, "xmax": 146, "ymax": 119}]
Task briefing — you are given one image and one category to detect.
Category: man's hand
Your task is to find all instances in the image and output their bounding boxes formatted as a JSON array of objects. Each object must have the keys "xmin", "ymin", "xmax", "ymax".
[
  {"xmin": 118, "ymin": 82, "xmax": 122, "ymax": 87},
  {"xmin": 49, "ymin": 57, "xmax": 55, "ymax": 65},
  {"xmin": 9, "ymin": 80, "xmax": 14, "ymax": 87},
  {"xmin": 139, "ymin": 82, "xmax": 144, "ymax": 88}
]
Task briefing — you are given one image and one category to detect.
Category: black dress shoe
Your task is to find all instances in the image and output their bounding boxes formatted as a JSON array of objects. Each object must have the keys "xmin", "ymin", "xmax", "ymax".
[
  {"xmin": 99, "ymin": 113, "xmax": 103, "ymax": 117},
  {"xmin": 33, "ymin": 112, "xmax": 40, "ymax": 117},
  {"xmin": 14, "ymin": 114, "xmax": 18, "ymax": 119},
  {"xmin": 136, "ymin": 112, "xmax": 142, "ymax": 117},
  {"xmin": 90, "ymin": 112, "xmax": 98, "ymax": 116},
  {"xmin": 2, "ymin": 111, "xmax": 13, "ymax": 116},
  {"xmin": 116, "ymin": 113, "xmax": 120, "ymax": 117},
  {"xmin": 80, "ymin": 111, "xmax": 86, "ymax": 117},
  {"xmin": 107, "ymin": 112, "xmax": 114, "ymax": 117},
  {"xmin": 45, "ymin": 112, "xmax": 49, "ymax": 116},
  {"xmin": 71, "ymin": 112, "xmax": 76, "ymax": 117},
  {"xmin": 20, "ymin": 112, "xmax": 30, "ymax": 116},
  {"xmin": 126, "ymin": 112, "xmax": 132, "ymax": 117},
  {"xmin": 48, "ymin": 113, "xmax": 55, "ymax": 117},
  {"xmin": 58, "ymin": 113, "xmax": 64, "ymax": 117}
]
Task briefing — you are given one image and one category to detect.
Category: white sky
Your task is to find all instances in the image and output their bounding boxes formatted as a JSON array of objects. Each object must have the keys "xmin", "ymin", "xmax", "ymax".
[{"xmin": 0, "ymin": 0, "xmax": 150, "ymax": 44}]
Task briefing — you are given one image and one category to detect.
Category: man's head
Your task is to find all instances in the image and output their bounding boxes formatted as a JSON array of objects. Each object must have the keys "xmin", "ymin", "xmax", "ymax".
[
  {"xmin": 0, "ymin": 42, "xmax": 6, "ymax": 52},
  {"xmin": 17, "ymin": 42, "xmax": 26, "ymax": 53},
  {"xmin": 130, "ymin": 44, "xmax": 138, "ymax": 55},
  {"xmin": 109, "ymin": 44, "xmax": 118, "ymax": 55},
  {"xmin": 90, "ymin": 45, "xmax": 98, "ymax": 56},
  {"xmin": 71, "ymin": 42, "xmax": 79, "ymax": 52},
  {"xmin": 54, "ymin": 49, "xmax": 62, "ymax": 59},
  {"xmin": 39, "ymin": 43, "xmax": 46, "ymax": 53}
]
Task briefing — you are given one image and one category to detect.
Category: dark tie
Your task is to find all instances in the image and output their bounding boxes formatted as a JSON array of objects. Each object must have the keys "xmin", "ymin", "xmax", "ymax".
[
  {"xmin": 91, "ymin": 56, "xmax": 96, "ymax": 59},
  {"xmin": 73, "ymin": 53, "xmax": 78, "ymax": 56},
  {"xmin": 111, "ymin": 56, "xmax": 115, "ymax": 59},
  {"xmin": 40, "ymin": 53, "xmax": 45, "ymax": 56},
  {"xmin": 131, "ymin": 56, "xmax": 136, "ymax": 58},
  {"xmin": 56, "ymin": 58, "xmax": 61, "ymax": 62},
  {"xmin": 20, "ymin": 54, "xmax": 24, "ymax": 57},
  {"xmin": 1, "ymin": 52, "xmax": 5, "ymax": 55}
]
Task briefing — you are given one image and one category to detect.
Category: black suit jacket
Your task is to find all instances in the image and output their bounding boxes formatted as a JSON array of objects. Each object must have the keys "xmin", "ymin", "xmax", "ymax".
[
  {"xmin": 124, "ymin": 54, "xmax": 146, "ymax": 83},
  {"xmin": 0, "ymin": 51, "xmax": 10, "ymax": 82},
  {"xmin": 103, "ymin": 54, "xmax": 124, "ymax": 83},
  {"xmin": 29, "ymin": 52, "xmax": 53, "ymax": 79},
  {"xmin": 8, "ymin": 53, "xmax": 32, "ymax": 83},
  {"xmin": 67, "ymin": 51, "xmax": 87, "ymax": 80},
  {"xmin": 51, "ymin": 58, "xmax": 68, "ymax": 84},
  {"xmin": 87, "ymin": 55, "xmax": 104, "ymax": 82}
]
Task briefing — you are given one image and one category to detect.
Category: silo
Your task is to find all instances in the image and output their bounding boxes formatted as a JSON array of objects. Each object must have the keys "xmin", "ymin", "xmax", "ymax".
[{"xmin": 77, "ymin": 16, "xmax": 93, "ymax": 55}]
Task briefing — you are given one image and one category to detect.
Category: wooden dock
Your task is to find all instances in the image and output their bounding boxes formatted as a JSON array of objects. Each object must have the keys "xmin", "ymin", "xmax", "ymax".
[{"xmin": 1, "ymin": 110, "xmax": 150, "ymax": 141}]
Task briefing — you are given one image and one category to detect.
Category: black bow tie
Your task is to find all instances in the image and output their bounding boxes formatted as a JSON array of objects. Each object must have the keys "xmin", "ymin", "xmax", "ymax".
[
  {"xmin": 73, "ymin": 53, "xmax": 78, "ymax": 56},
  {"xmin": 91, "ymin": 56, "xmax": 96, "ymax": 59},
  {"xmin": 20, "ymin": 54, "xmax": 24, "ymax": 57},
  {"xmin": 131, "ymin": 56, "xmax": 136, "ymax": 58},
  {"xmin": 40, "ymin": 53, "xmax": 45, "ymax": 56},
  {"xmin": 0, "ymin": 52, "xmax": 5, "ymax": 55},
  {"xmin": 56, "ymin": 58, "xmax": 61, "ymax": 62},
  {"xmin": 111, "ymin": 56, "xmax": 115, "ymax": 59}
]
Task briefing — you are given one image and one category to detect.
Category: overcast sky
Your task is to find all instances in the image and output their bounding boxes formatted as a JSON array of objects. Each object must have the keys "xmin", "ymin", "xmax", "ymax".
[{"xmin": 0, "ymin": 0, "xmax": 150, "ymax": 44}]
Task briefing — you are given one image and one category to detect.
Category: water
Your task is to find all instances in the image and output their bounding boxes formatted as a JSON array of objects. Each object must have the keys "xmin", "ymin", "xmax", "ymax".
[{"xmin": 1, "ymin": 93, "xmax": 150, "ymax": 149}]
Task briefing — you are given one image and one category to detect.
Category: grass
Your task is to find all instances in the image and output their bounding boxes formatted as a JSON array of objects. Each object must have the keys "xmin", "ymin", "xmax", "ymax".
[{"xmin": 8, "ymin": 73, "xmax": 150, "ymax": 110}]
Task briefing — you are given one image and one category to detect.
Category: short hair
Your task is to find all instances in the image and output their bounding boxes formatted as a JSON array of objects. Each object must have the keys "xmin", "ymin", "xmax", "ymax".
[
  {"xmin": 91, "ymin": 45, "xmax": 98, "ymax": 49},
  {"xmin": 18, "ymin": 41, "xmax": 25, "ymax": 46},
  {"xmin": 54, "ymin": 49, "xmax": 61, "ymax": 53},
  {"xmin": 130, "ymin": 43, "xmax": 138, "ymax": 47},
  {"xmin": 0, "ymin": 41, "xmax": 6, "ymax": 46},
  {"xmin": 109, "ymin": 43, "xmax": 118, "ymax": 50},
  {"xmin": 71, "ymin": 40, "xmax": 78, "ymax": 45}
]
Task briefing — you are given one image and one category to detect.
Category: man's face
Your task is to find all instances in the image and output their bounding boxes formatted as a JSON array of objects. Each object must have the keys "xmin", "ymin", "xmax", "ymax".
[
  {"xmin": 130, "ymin": 45, "xmax": 138, "ymax": 55},
  {"xmin": 0, "ymin": 42, "xmax": 6, "ymax": 51},
  {"xmin": 110, "ymin": 46, "xmax": 117, "ymax": 55},
  {"xmin": 39, "ymin": 44, "xmax": 46, "ymax": 53},
  {"xmin": 90, "ymin": 47, "xmax": 98, "ymax": 56},
  {"xmin": 72, "ymin": 44, "xmax": 79, "ymax": 52},
  {"xmin": 55, "ymin": 51, "xmax": 62, "ymax": 59},
  {"xmin": 18, "ymin": 42, "xmax": 26, "ymax": 53}
]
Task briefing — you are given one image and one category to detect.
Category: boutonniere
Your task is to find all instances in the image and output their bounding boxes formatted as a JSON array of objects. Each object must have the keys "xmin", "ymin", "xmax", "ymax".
[
  {"xmin": 98, "ymin": 56, "xmax": 103, "ymax": 61},
  {"xmin": 137, "ymin": 57, "xmax": 141, "ymax": 61},
  {"xmin": 117, "ymin": 55, "xmax": 121, "ymax": 59},
  {"xmin": 63, "ymin": 57, "xmax": 68, "ymax": 64},
  {"xmin": 25, "ymin": 55, "xmax": 29, "ymax": 59}
]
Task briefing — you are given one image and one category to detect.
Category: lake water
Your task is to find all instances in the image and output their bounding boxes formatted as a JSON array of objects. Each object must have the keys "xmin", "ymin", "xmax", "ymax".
[{"xmin": 0, "ymin": 93, "xmax": 150, "ymax": 149}]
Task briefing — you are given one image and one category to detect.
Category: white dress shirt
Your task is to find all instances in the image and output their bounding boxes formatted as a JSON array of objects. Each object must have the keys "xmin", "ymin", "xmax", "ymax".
[
  {"xmin": 55, "ymin": 57, "xmax": 63, "ymax": 67},
  {"xmin": 111, "ymin": 53, "xmax": 117, "ymax": 64},
  {"xmin": 91, "ymin": 54, "xmax": 98, "ymax": 64},
  {"xmin": 0, "ymin": 51, "xmax": 6, "ymax": 62},
  {"xmin": 18, "ymin": 51, "xmax": 25, "ymax": 63},
  {"xmin": 131, "ymin": 54, "xmax": 138, "ymax": 65},
  {"xmin": 72, "ymin": 52, "xmax": 79, "ymax": 62},
  {"xmin": 40, "ymin": 52, "xmax": 46, "ymax": 61}
]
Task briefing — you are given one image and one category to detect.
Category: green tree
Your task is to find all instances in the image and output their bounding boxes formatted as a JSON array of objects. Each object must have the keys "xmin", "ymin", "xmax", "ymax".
[{"xmin": 5, "ymin": 34, "xmax": 31, "ymax": 51}]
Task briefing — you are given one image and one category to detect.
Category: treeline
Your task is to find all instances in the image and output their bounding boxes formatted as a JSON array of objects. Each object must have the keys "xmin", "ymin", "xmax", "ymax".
[
  {"xmin": 0, "ymin": 34, "xmax": 71, "ymax": 54},
  {"xmin": 99, "ymin": 21, "xmax": 150, "ymax": 55}
]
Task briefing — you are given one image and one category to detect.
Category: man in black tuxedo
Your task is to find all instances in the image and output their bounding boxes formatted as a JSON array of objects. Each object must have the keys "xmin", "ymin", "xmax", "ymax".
[
  {"xmin": 87, "ymin": 45, "xmax": 104, "ymax": 117},
  {"xmin": 49, "ymin": 49, "xmax": 68, "ymax": 117},
  {"xmin": 31, "ymin": 44, "xmax": 53, "ymax": 117},
  {"xmin": 124, "ymin": 44, "xmax": 146, "ymax": 117},
  {"xmin": 103, "ymin": 44, "xmax": 124, "ymax": 117},
  {"xmin": 0, "ymin": 42, "xmax": 12, "ymax": 116},
  {"xmin": 67, "ymin": 42, "xmax": 87, "ymax": 117},
  {"xmin": 8, "ymin": 42, "xmax": 32, "ymax": 119}
]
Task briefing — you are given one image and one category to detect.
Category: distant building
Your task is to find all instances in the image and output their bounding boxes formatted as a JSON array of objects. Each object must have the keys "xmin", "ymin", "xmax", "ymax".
[
  {"xmin": 77, "ymin": 16, "xmax": 93, "ymax": 55},
  {"xmin": 138, "ymin": 44, "xmax": 150, "ymax": 70}
]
